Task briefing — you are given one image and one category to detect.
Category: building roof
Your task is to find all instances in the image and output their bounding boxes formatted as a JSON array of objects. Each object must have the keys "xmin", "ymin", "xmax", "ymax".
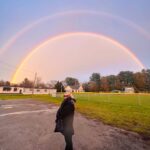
[{"xmin": 65, "ymin": 85, "xmax": 80, "ymax": 90}]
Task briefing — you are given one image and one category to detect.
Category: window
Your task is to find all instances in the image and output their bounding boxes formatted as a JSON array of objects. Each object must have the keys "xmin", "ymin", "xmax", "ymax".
[
  {"xmin": 14, "ymin": 87, "xmax": 17, "ymax": 91},
  {"xmin": 3, "ymin": 86, "xmax": 11, "ymax": 91}
]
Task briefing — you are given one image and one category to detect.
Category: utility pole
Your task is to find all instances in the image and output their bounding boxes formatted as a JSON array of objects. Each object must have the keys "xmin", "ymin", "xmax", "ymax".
[{"xmin": 32, "ymin": 72, "xmax": 37, "ymax": 95}]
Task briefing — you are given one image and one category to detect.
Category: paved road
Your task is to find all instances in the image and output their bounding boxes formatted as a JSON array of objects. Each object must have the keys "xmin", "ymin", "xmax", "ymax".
[{"xmin": 0, "ymin": 99, "xmax": 149, "ymax": 150}]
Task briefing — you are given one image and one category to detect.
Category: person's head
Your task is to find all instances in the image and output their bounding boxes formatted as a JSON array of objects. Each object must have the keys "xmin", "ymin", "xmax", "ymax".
[{"xmin": 64, "ymin": 92, "xmax": 73, "ymax": 99}]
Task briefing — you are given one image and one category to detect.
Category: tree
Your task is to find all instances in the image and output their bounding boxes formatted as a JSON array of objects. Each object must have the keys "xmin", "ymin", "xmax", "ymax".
[
  {"xmin": 118, "ymin": 71, "xmax": 134, "ymax": 88},
  {"xmin": 107, "ymin": 75, "xmax": 118, "ymax": 91},
  {"xmin": 0, "ymin": 80, "xmax": 5, "ymax": 86},
  {"xmin": 65, "ymin": 77, "xmax": 79, "ymax": 86},
  {"xmin": 0, "ymin": 80, "xmax": 11, "ymax": 86},
  {"xmin": 114, "ymin": 77, "xmax": 122, "ymax": 90},
  {"xmin": 5, "ymin": 81, "xmax": 10, "ymax": 86},
  {"xmin": 11, "ymin": 83, "xmax": 19, "ymax": 87},
  {"xmin": 54, "ymin": 81, "xmax": 65, "ymax": 92},
  {"xmin": 142, "ymin": 69, "xmax": 150, "ymax": 92},
  {"xmin": 48, "ymin": 80, "xmax": 58, "ymax": 88},
  {"xmin": 100, "ymin": 77, "xmax": 109, "ymax": 92},
  {"xmin": 90, "ymin": 73, "xmax": 101, "ymax": 92},
  {"xmin": 35, "ymin": 77, "xmax": 47, "ymax": 88},
  {"xmin": 82, "ymin": 82, "xmax": 89, "ymax": 92},
  {"xmin": 20, "ymin": 78, "xmax": 33, "ymax": 88},
  {"xmin": 133, "ymin": 72, "xmax": 145, "ymax": 92},
  {"xmin": 88, "ymin": 81, "xmax": 98, "ymax": 92}
]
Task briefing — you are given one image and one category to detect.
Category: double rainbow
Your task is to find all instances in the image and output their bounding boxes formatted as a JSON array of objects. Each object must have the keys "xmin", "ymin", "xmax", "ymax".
[{"xmin": 11, "ymin": 32, "xmax": 145, "ymax": 83}]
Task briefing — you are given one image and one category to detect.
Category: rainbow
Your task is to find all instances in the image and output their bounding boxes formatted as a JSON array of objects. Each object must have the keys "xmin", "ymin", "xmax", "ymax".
[
  {"xmin": 1, "ymin": 10, "xmax": 150, "ymax": 56},
  {"xmin": 11, "ymin": 32, "xmax": 145, "ymax": 83}
]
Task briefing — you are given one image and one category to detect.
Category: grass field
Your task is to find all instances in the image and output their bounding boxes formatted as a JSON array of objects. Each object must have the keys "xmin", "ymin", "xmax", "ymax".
[
  {"xmin": 74, "ymin": 93, "xmax": 150, "ymax": 137},
  {"xmin": 0, "ymin": 93, "xmax": 150, "ymax": 138}
]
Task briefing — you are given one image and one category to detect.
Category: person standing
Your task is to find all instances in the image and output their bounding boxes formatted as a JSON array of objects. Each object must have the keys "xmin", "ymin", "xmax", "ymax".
[{"xmin": 54, "ymin": 92, "xmax": 76, "ymax": 150}]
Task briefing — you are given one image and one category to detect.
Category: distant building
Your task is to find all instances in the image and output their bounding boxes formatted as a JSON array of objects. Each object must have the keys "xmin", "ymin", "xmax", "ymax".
[
  {"xmin": 124, "ymin": 87, "xmax": 135, "ymax": 93},
  {"xmin": 0, "ymin": 86, "xmax": 23, "ymax": 94},
  {"xmin": 78, "ymin": 84, "xmax": 84, "ymax": 92},
  {"xmin": 0, "ymin": 86, "xmax": 57, "ymax": 96},
  {"xmin": 65, "ymin": 84, "xmax": 84, "ymax": 92}
]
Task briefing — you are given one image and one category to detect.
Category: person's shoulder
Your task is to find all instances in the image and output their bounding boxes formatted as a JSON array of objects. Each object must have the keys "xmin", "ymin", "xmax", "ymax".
[
  {"xmin": 65, "ymin": 98, "xmax": 74, "ymax": 104},
  {"xmin": 71, "ymin": 98, "xmax": 76, "ymax": 103},
  {"xmin": 70, "ymin": 98, "xmax": 76, "ymax": 105}
]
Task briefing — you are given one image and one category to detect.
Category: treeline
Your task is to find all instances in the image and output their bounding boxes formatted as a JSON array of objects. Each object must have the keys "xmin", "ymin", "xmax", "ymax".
[
  {"xmin": 0, "ymin": 77, "xmax": 79, "ymax": 91},
  {"xmin": 0, "ymin": 77, "xmax": 49, "ymax": 89},
  {"xmin": 83, "ymin": 69, "xmax": 150, "ymax": 92},
  {"xmin": 0, "ymin": 69, "xmax": 150, "ymax": 92}
]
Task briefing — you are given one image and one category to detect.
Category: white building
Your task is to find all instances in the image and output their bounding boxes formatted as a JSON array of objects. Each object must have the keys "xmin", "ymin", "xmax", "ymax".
[
  {"xmin": 65, "ymin": 84, "xmax": 84, "ymax": 93},
  {"xmin": 78, "ymin": 84, "xmax": 84, "ymax": 92},
  {"xmin": 0, "ymin": 86, "xmax": 57, "ymax": 96},
  {"xmin": 124, "ymin": 87, "xmax": 135, "ymax": 93},
  {"xmin": 0, "ymin": 86, "xmax": 23, "ymax": 94}
]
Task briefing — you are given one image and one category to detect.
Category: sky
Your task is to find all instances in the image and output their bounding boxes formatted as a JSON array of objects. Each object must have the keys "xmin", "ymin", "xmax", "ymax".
[{"xmin": 0, "ymin": 0, "xmax": 150, "ymax": 83}]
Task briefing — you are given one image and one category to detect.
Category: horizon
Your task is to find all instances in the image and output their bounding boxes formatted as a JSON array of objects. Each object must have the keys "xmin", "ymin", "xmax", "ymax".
[{"xmin": 0, "ymin": 68, "xmax": 149, "ymax": 84}]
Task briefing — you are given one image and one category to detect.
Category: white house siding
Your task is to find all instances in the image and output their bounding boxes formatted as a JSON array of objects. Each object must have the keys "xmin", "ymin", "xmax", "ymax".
[
  {"xmin": 22, "ymin": 88, "xmax": 56, "ymax": 95},
  {"xmin": 65, "ymin": 85, "xmax": 84, "ymax": 93},
  {"xmin": 124, "ymin": 87, "xmax": 135, "ymax": 93},
  {"xmin": 78, "ymin": 85, "xmax": 84, "ymax": 92},
  {"xmin": 0, "ymin": 87, "xmax": 23, "ymax": 94},
  {"xmin": 0, "ymin": 86, "xmax": 57, "ymax": 96}
]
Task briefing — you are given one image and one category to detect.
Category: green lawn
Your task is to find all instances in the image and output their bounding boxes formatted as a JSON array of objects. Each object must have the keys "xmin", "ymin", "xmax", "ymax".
[
  {"xmin": 74, "ymin": 93, "xmax": 150, "ymax": 138},
  {"xmin": 0, "ymin": 93, "xmax": 150, "ymax": 138}
]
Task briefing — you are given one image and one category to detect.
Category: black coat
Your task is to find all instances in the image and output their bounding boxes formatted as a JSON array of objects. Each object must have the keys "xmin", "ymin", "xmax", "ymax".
[{"xmin": 54, "ymin": 97, "xmax": 75, "ymax": 135}]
